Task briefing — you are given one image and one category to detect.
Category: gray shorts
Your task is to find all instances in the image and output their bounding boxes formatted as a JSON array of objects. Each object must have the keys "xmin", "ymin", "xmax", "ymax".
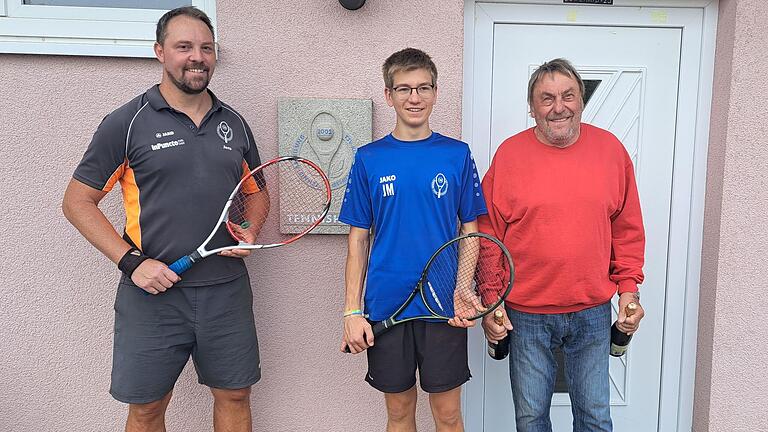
[{"xmin": 110, "ymin": 274, "xmax": 261, "ymax": 404}]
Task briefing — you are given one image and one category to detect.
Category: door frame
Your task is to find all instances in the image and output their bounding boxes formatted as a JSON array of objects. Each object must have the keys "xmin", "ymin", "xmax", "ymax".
[{"xmin": 460, "ymin": 1, "xmax": 718, "ymax": 431}]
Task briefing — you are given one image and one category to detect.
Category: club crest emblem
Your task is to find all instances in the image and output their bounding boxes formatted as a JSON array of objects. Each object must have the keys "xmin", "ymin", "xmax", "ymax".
[
  {"xmin": 217, "ymin": 121, "xmax": 233, "ymax": 143},
  {"xmin": 431, "ymin": 173, "xmax": 448, "ymax": 198}
]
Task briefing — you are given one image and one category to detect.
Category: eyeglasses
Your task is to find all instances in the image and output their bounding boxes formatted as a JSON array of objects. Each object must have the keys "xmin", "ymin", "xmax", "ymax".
[{"xmin": 390, "ymin": 84, "xmax": 436, "ymax": 100}]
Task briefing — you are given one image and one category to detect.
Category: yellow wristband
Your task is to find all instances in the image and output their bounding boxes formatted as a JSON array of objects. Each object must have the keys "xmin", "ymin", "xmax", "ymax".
[{"xmin": 343, "ymin": 309, "xmax": 362, "ymax": 317}]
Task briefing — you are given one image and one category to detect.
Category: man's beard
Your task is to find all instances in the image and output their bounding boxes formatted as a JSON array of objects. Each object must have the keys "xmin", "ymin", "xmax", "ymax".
[
  {"xmin": 537, "ymin": 111, "xmax": 581, "ymax": 147},
  {"xmin": 169, "ymin": 67, "xmax": 210, "ymax": 95},
  {"xmin": 542, "ymin": 121, "xmax": 578, "ymax": 145}
]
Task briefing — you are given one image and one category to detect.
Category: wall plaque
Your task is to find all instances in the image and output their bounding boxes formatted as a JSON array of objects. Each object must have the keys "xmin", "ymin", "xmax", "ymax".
[{"xmin": 278, "ymin": 98, "xmax": 372, "ymax": 234}]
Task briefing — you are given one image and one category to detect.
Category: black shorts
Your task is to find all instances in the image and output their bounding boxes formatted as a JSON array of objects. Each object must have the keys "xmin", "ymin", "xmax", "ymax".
[
  {"xmin": 110, "ymin": 274, "xmax": 261, "ymax": 404},
  {"xmin": 365, "ymin": 320, "xmax": 470, "ymax": 394}
]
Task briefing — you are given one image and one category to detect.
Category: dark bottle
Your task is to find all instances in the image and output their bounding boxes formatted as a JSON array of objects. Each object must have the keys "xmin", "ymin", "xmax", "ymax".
[
  {"xmin": 610, "ymin": 302, "xmax": 638, "ymax": 357},
  {"xmin": 487, "ymin": 309, "xmax": 510, "ymax": 360}
]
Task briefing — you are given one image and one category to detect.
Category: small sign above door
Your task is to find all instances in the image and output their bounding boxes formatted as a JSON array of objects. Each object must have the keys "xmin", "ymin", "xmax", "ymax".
[{"xmin": 563, "ymin": 0, "xmax": 613, "ymax": 4}]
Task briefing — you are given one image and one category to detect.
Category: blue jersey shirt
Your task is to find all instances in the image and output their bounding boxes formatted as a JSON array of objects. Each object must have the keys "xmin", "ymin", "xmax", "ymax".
[{"xmin": 339, "ymin": 132, "xmax": 488, "ymax": 321}]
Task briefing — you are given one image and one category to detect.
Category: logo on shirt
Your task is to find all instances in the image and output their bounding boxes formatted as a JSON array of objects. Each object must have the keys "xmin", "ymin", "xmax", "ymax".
[
  {"xmin": 431, "ymin": 173, "xmax": 448, "ymax": 198},
  {"xmin": 154, "ymin": 130, "xmax": 175, "ymax": 139},
  {"xmin": 217, "ymin": 121, "xmax": 233, "ymax": 144},
  {"xmin": 151, "ymin": 138, "xmax": 186, "ymax": 151},
  {"xmin": 380, "ymin": 174, "xmax": 396, "ymax": 197}
]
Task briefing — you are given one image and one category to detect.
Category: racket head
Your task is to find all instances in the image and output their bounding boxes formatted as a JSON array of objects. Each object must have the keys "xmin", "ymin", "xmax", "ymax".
[
  {"xmin": 224, "ymin": 156, "xmax": 331, "ymax": 249},
  {"xmin": 419, "ymin": 232, "xmax": 514, "ymax": 321}
]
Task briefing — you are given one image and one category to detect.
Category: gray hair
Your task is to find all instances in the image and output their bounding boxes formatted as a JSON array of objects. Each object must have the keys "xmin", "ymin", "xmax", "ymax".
[{"xmin": 527, "ymin": 58, "xmax": 584, "ymax": 104}]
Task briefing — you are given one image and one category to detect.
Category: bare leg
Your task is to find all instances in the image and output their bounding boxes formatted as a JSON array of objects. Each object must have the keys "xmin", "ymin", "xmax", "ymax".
[
  {"xmin": 125, "ymin": 391, "xmax": 172, "ymax": 432},
  {"xmin": 429, "ymin": 386, "xmax": 464, "ymax": 432},
  {"xmin": 384, "ymin": 385, "xmax": 418, "ymax": 432},
  {"xmin": 211, "ymin": 387, "xmax": 252, "ymax": 432}
]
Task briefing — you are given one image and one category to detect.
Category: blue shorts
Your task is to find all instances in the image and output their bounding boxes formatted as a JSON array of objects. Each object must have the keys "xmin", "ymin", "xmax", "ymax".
[{"xmin": 110, "ymin": 274, "xmax": 261, "ymax": 404}]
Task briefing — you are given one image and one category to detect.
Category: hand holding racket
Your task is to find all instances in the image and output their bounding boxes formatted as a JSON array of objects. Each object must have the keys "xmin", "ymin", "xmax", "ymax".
[
  {"xmin": 216, "ymin": 195, "xmax": 267, "ymax": 259},
  {"xmin": 166, "ymin": 156, "xmax": 331, "ymax": 275},
  {"xmin": 343, "ymin": 232, "xmax": 514, "ymax": 352}
]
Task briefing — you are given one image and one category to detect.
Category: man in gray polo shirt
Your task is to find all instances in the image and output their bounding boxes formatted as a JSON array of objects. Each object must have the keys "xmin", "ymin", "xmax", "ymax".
[{"xmin": 63, "ymin": 7, "xmax": 260, "ymax": 432}]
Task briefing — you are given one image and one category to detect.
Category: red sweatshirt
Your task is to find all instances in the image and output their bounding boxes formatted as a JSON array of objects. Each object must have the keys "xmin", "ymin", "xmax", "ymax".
[{"xmin": 478, "ymin": 124, "xmax": 645, "ymax": 314}]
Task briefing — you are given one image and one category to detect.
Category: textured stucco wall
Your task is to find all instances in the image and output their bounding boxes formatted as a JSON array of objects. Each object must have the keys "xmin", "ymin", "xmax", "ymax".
[
  {"xmin": 0, "ymin": 1, "xmax": 464, "ymax": 430},
  {"xmin": 694, "ymin": 0, "xmax": 768, "ymax": 431}
]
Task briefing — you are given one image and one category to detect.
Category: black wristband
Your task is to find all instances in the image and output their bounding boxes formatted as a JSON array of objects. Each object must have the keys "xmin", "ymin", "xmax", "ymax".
[{"xmin": 118, "ymin": 248, "xmax": 150, "ymax": 277}]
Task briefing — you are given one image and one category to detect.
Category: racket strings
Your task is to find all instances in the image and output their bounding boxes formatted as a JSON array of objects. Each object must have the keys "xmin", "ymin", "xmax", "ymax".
[
  {"xmin": 423, "ymin": 236, "xmax": 506, "ymax": 320},
  {"xmin": 227, "ymin": 159, "xmax": 330, "ymax": 245},
  {"xmin": 228, "ymin": 171, "xmax": 270, "ymax": 244},
  {"xmin": 277, "ymin": 160, "xmax": 332, "ymax": 235}
]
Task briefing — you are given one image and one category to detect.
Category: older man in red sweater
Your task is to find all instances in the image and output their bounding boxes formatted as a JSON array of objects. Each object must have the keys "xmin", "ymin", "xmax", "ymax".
[{"xmin": 479, "ymin": 58, "xmax": 645, "ymax": 432}]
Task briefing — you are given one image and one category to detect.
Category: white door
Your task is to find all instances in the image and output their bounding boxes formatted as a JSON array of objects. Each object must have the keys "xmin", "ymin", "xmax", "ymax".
[{"xmin": 462, "ymin": 2, "xmax": 715, "ymax": 431}]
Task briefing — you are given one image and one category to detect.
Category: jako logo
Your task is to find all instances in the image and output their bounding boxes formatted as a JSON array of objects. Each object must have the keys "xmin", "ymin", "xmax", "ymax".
[{"xmin": 380, "ymin": 174, "xmax": 396, "ymax": 197}]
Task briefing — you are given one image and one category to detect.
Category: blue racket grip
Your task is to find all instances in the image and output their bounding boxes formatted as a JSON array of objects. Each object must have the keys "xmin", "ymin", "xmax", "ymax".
[
  {"xmin": 139, "ymin": 252, "xmax": 199, "ymax": 295},
  {"xmin": 169, "ymin": 255, "xmax": 195, "ymax": 275}
]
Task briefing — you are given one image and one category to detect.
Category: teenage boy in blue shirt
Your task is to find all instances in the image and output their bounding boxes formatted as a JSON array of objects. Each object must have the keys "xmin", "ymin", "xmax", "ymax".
[{"xmin": 339, "ymin": 48, "xmax": 487, "ymax": 432}]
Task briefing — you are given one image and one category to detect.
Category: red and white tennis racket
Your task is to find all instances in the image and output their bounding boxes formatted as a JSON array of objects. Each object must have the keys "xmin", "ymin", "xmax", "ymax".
[{"xmin": 168, "ymin": 156, "xmax": 331, "ymax": 274}]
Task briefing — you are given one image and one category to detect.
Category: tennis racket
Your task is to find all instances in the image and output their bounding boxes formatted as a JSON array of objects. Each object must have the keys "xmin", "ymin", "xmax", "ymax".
[
  {"xmin": 344, "ymin": 232, "xmax": 514, "ymax": 352},
  {"xmin": 167, "ymin": 156, "xmax": 331, "ymax": 275}
]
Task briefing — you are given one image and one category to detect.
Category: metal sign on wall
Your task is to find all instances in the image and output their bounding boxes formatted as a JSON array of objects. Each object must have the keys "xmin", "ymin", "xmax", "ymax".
[{"xmin": 278, "ymin": 98, "xmax": 372, "ymax": 234}]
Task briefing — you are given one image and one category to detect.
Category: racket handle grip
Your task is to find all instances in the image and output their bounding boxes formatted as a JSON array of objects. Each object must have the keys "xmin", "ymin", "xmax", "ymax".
[
  {"xmin": 370, "ymin": 321, "xmax": 388, "ymax": 337},
  {"xmin": 344, "ymin": 320, "xmax": 389, "ymax": 354},
  {"xmin": 168, "ymin": 255, "xmax": 195, "ymax": 275},
  {"xmin": 343, "ymin": 330, "xmax": 373, "ymax": 354},
  {"xmin": 139, "ymin": 252, "xmax": 199, "ymax": 296}
]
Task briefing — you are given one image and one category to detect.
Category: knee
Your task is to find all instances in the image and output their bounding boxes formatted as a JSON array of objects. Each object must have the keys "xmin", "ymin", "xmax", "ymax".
[
  {"xmin": 433, "ymin": 403, "xmax": 462, "ymax": 427},
  {"xmin": 129, "ymin": 399, "xmax": 168, "ymax": 422},
  {"xmin": 386, "ymin": 396, "xmax": 417, "ymax": 422},
  {"xmin": 211, "ymin": 387, "xmax": 251, "ymax": 404},
  {"xmin": 515, "ymin": 395, "xmax": 551, "ymax": 422}
]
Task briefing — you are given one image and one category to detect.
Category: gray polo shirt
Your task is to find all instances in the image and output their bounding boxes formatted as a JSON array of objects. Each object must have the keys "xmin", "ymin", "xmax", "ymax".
[{"xmin": 74, "ymin": 85, "xmax": 261, "ymax": 287}]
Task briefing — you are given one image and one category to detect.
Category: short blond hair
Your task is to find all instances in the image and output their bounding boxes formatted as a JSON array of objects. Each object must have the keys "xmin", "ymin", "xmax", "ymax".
[{"xmin": 382, "ymin": 48, "xmax": 438, "ymax": 89}]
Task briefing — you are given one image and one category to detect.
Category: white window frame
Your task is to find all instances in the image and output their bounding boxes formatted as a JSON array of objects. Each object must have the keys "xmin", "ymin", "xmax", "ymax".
[{"xmin": 0, "ymin": 0, "xmax": 217, "ymax": 57}]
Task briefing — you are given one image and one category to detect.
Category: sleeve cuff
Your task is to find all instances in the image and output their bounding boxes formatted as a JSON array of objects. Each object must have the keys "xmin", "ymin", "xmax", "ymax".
[
  {"xmin": 617, "ymin": 280, "xmax": 639, "ymax": 294},
  {"xmin": 338, "ymin": 217, "xmax": 371, "ymax": 229},
  {"xmin": 479, "ymin": 285, "xmax": 505, "ymax": 307}
]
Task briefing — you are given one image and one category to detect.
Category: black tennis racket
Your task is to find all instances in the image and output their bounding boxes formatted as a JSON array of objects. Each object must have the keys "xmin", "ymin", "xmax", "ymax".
[
  {"xmin": 167, "ymin": 156, "xmax": 331, "ymax": 274},
  {"xmin": 345, "ymin": 232, "xmax": 514, "ymax": 352}
]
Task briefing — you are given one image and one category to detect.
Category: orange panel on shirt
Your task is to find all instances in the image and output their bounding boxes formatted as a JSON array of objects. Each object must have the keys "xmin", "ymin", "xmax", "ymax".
[
  {"xmin": 119, "ymin": 163, "xmax": 142, "ymax": 250},
  {"xmin": 239, "ymin": 160, "xmax": 261, "ymax": 194},
  {"xmin": 103, "ymin": 162, "xmax": 126, "ymax": 192}
]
